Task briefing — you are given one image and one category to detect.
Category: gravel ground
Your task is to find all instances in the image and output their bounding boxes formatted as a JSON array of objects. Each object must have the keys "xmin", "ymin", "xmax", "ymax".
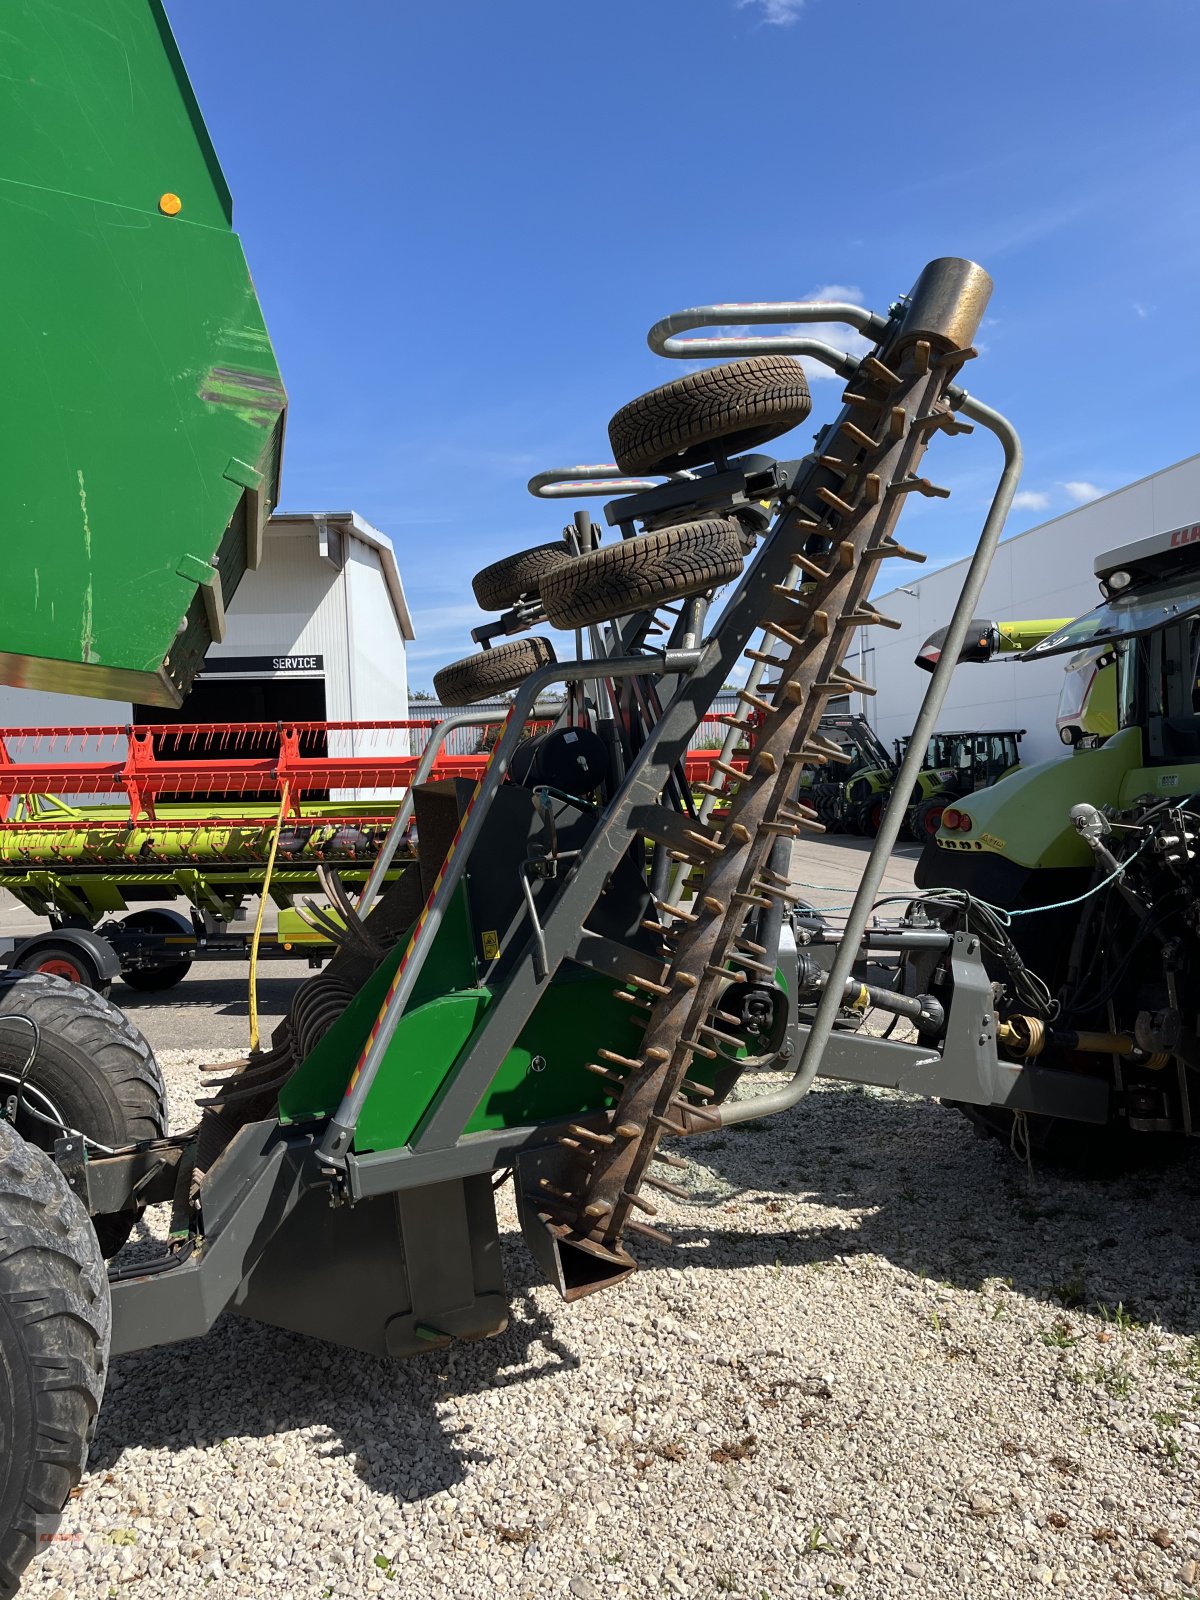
[{"xmin": 24, "ymin": 1053, "xmax": 1200, "ymax": 1600}]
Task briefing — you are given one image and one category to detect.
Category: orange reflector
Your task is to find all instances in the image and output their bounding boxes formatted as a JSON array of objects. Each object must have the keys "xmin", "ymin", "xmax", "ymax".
[{"xmin": 158, "ymin": 192, "xmax": 183, "ymax": 216}]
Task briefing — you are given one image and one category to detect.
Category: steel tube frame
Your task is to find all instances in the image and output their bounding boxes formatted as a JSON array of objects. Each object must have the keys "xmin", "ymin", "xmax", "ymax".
[
  {"xmin": 318, "ymin": 651, "xmax": 702, "ymax": 1164},
  {"xmin": 356, "ymin": 707, "xmax": 557, "ymax": 920},
  {"xmin": 647, "ymin": 298, "xmax": 890, "ymax": 351},
  {"xmin": 646, "ymin": 300, "xmax": 886, "ymax": 374},
  {"xmin": 528, "ymin": 464, "xmax": 662, "ymax": 499},
  {"xmin": 723, "ymin": 393, "xmax": 1021, "ymax": 1125}
]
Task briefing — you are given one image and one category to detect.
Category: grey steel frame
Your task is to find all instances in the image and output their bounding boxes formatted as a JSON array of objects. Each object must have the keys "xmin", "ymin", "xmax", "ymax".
[{"xmin": 356, "ymin": 705, "xmax": 561, "ymax": 920}]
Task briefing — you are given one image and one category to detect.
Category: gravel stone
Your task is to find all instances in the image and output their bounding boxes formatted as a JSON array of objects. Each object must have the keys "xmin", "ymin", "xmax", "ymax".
[{"xmin": 18, "ymin": 1051, "xmax": 1200, "ymax": 1600}]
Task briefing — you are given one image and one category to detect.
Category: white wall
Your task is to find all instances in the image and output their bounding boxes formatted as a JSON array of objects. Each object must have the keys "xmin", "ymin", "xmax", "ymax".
[
  {"xmin": 332, "ymin": 537, "xmax": 412, "ymax": 795},
  {"xmin": 846, "ymin": 453, "xmax": 1200, "ymax": 766},
  {"xmin": 206, "ymin": 526, "xmax": 347, "ymax": 712}
]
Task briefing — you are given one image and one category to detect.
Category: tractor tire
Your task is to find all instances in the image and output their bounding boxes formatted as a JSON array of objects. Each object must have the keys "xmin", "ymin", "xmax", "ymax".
[
  {"xmin": 0, "ymin": 972, "xmax": 167, "ymax": 1258},
  {"xmin": 608, "ymin": 356, "xmax": 813, "ymax": 475},
  {"xmin": 14, "ymin": 943, "xmax": 109, "ymax": 1001},
  {"xmin": 119, "ymin": 910, "xmax": 192, "ymax": 993},
  {"xmin": 471, "ymin": 542, "xmax": 574, "ymax": 612},
  {"xmin": 0, "ymin": 1120, "xmax": 110, "ymax": 1600},
  {"xmin": 854, "ymin": 798, "xmax": 885, "ymax": 837},
  {"xmin": 911, "ymin": 797, "xmax": 948, "ymax": 842},
  {"xmin": 433, "ymin": 636, "xmax": 557, "ymax": 708},
  {"xmin": 540, "ymin": 520, "xmax": 745, "ymax": 631}
]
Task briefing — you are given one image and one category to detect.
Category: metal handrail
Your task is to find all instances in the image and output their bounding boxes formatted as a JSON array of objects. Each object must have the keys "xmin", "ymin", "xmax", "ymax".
[
  {"xmin": 646, "ymin": 297, "xmax": 889, "ymax": 372},
  {"xmin": 528, "ymin": 464, "xmax": 661, "ymax": 499},
  {"xmin": 718, "ymin": 390, "xmax": 1023, "ymax": 1125}
]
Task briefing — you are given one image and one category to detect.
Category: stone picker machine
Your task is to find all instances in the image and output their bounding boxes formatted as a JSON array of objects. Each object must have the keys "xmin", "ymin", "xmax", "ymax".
[{"xmin": 0, "ymin": 6, "xmax": 1056, "ymax": 1594}]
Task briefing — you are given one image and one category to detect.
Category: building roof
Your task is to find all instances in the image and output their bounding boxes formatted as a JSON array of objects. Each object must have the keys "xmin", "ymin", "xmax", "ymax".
[{"xmin": 267, "ymin": 511, "xmax": 415, "ymax": 640}]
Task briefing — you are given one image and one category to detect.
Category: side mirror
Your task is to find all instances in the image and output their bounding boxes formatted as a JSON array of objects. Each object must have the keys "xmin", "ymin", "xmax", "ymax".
[{"xmin": 915, "ymin": 619, "xmax": 1000, "ymax": 673}]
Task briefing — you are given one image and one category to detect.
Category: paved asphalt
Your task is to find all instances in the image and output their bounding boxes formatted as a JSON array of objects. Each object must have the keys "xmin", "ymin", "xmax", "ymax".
[{"xmin": 0, "ymin": 835, "xmax": 921, "ymax": 1056}]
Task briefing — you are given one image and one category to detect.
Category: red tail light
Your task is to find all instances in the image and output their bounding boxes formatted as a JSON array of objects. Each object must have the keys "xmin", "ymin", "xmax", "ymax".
[
  {"xmin": 956, "ymin": 811, "xmax": 973, "ymax": 831},
  {"xmin": 942, "ymin": 808, "xmax": 961, "ymax": 830}
]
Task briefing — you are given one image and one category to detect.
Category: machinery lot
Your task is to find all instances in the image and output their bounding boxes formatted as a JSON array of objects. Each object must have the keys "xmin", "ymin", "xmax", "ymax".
[{"xmin": 18, "ymin": 840, "xmax": 1200, "ymax": 1600}]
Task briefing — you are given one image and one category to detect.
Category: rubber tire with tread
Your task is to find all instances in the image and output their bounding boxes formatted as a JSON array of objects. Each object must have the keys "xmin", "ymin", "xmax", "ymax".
[
  {"xmin": 910, "ymin": 797, "xmax": 947, "ymax": 841},
  {"xmin": 0, "ymin": 971, "xmax": 167, "ymax": 1258},
  {"xmin": 540, "ymin": 520, "xmax": 745, "ymax": 631},
  {"xmin": 853, "ymin": 798, "xmax": 884, "ymax": 837},
  {"xmin": 14, "ymin": 944, "xmax": 108, "ymax": 1001},
  {"xmin": 433, "ymin": 636, "xmax": 557, "ymax": 708},
  {"xmin": 0, "ymin": 1119, "xmax": 110, "ymax": 1600},
  {"xmin": 471, "ymin": 543, "xmax": 574, "ymax": 612},
  {"xmin": 119, "ymin": 910, "xmax": 192, "ymax": 993},
  {"xmin": 608, "ymin": 355, "xmax": 813, "ymax": 475}
]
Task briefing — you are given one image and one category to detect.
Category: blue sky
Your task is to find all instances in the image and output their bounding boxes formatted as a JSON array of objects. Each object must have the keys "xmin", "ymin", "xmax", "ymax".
[{"xmin": 169, "ymin": 0, "xmax": 1200, "ymax": 690}]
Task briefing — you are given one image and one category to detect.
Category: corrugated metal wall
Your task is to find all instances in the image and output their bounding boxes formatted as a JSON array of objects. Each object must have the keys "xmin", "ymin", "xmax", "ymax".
[{"xmin": 847, "ymin": 453, "xmax": 1200, "ymax": 767}]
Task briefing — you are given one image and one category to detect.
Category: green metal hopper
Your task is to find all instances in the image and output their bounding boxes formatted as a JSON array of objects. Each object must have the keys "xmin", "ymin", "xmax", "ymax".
[{"xmin": 0, "ymin": 0, "xmax": 286, "ymax": 707}]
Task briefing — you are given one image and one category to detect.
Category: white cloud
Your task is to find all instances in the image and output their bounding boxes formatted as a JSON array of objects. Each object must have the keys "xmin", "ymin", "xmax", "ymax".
[
  {"xmin": 1060, "ymin": 480, "xmax": 1102, "ymax": 505},
  {"xmin": 1012, "ymin": 490, "xmax": 1050, "ymax": 511},
  {"xmin": 1133, "ymin": 302, "xmax": 1152, "ymax": 319},
  {"xmin": 737, "ymin": 0, "xmax": 805, "ymax": 21}
]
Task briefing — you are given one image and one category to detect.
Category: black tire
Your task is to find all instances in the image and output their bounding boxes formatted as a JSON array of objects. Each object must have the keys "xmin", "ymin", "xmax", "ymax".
[
  {"xmin": 540, "ymin": 520, "xmax": 745, "ymax": 631},
  {"xmin": 14, "ymin": 943, "xmax": 108, "ymax": 1000},
  {"xmin": 608, "ymin": 356, "xmax": 812, "ymax": 475},
  {"xmin": 0, "ymin": 972, "xmax": 167, "ymax": 1258},
  {"xmin": 119, "ymin": 910, "xmax": 192, "ymax": 993},
  {"xmin": 471, "ymin": 542, "xmax": 574, "ymax": 612},
  {"xmin": 0, "ymin": 1120, "xmax": 110, "ymax": 1600},
  {"xmin": 433, "ymin": 636, "xmax": 557, "ymax": 708},
  {"xmin": 852, "ymin": 798, "xmax": 883, "ymax": 837},
  {"xmin": 911, "ymin": 797, "xmax": 947, "ymax": 842}
]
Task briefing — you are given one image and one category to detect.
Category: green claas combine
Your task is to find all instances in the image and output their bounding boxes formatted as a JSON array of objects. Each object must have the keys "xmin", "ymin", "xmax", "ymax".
[
  {"xmin": 11, "ymin": 4, "xmax": 1172, "ymax": 1594},
  {"xmin": 913, "ymin": 526, "xmax": 1200, "ymax": 1158}
]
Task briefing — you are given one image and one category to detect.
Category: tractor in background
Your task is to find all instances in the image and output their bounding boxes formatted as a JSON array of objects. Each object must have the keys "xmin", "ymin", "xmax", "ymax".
[
  {"xmin": 799, "ymin": 713, "xmax": 896, "ymax": 832},
  {"xmin": 843, "ymin": 727, "xmax": 1023, "ymax": 840}
]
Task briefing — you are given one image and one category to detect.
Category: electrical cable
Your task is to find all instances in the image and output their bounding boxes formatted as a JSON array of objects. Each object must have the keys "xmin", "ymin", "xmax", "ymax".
[{"xmin": 248, "ymin": 781, "xmax": 290, "ymax": 1054}]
